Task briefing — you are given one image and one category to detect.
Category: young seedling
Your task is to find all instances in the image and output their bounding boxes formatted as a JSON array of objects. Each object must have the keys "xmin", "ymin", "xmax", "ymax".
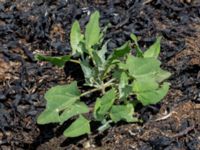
[{"xmin": 35, "ymin": 11, "xmax": 171, "ymax": 138}]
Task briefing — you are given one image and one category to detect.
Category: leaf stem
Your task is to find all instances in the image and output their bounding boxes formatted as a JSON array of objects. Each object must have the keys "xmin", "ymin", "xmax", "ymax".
[
  {"xmin": 80, "ymin": 79, "xmax": 115, "ymax": 97},
  {"xmin": 69, "ymin": 59, "xmax": 80, "ymax": 64},
  {"xmin": 80, "ymin": 87, "xmax": 100, "ymax": 97}
]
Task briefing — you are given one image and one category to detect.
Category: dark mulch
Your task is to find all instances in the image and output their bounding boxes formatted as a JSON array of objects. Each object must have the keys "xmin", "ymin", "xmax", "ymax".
[{"xmin": 0, "ymin": 0, "xmax": 200, "ymax": 149}]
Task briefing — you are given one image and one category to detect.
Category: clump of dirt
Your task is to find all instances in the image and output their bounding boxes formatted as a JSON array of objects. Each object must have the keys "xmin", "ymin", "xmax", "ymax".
[
  {"xmin": 168, "ymin": 26, "xmax": 200, "ymax": 68},
  {"xmin": 0, "ymin": 58, "xmax": 20, "ymax": 81}
]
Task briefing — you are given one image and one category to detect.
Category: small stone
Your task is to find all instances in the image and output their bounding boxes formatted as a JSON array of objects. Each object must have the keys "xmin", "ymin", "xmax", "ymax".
[
  {"xmin": 0, "ymin": 94, "xmax": 6, "ymax": 101},
  {"xmin": 83, "ymin": 141, "xmax": 91, "ymax": 149},
  {"xmin": 0, "ymin": 95, "xmax": 6, "ymax": 100}
]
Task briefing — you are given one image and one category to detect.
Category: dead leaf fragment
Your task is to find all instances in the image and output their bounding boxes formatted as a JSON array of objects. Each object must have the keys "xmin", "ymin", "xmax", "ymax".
[
  {"xmin": 0, "ymin": 59, "xmax": 11, "ymax": 81},
  {"xmin": 0, "ymin": 59, "xmax": 20, "ymax": 81}
]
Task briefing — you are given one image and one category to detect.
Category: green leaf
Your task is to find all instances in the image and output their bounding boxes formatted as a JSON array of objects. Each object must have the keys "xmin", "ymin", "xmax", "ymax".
[
  {"xmin": 108, "ymin": 42, "xmax": 131, "ymax": 63},
  {"xmin": 134, "ymin": 82, "xmax": 170, "ymax": 106},
  {"xmin": 92, "ymin": 41, "xmax": 109, "ymax": 72},
  {"xmin": 119, "ymin": 72, "xmax": 132, "ymax": 99},
  {"xmin": 110, "ymin": 104, "xmax": 137, "ymax": 123},
  {"xmin": 37, "ymin": 82, "xmax": 80, "ymax": 124},
  {"xmin": 93, "ymin": 99, "xmax": 101, "ymax": 119},
  {"xmin": 126, "ymin": 54, "xmax": 161, "ymax": 78},
  {"xmin": 64, "ymin": 115, "xmax": 90, "ymax": 137},
  {"xmin": 99, "ymin": 23, "xmax": 111, "ymax": 44},
  {"xmin": 80, "ymin": 60, "xmax": 92, "ymax": 78},
  {"xmin": 35, "ymin": 54, "xmax": 71, "ymax": 67},
  {"xmin": 112, "ymin": 69, "xmax": 123, "ymax": 80},
  {"xmin": 93, "ymin": 51, "xmax": 103, "ymax": 68},
  {"xmin": 130, "ymin": 33, "xmax": 138, "ymax": 43},
  {"xmin": 60, "ymin": 102, "xmax": 89, "ymax": 124},
  {"xmin": 102, "ymin": 42, "xmax": 131, "ymax": 77},
  {"xmin": 155, "ymin": 69, "xmax": 171, "ymax": 83},
  {"xmin": 98, "ymin": 120, "xmax": 112, "ymax": 132},
  {"xmin": 118, "ymin": 62, "xmax": 127, "ymax": 70},
  {"xmin": 70, "ymin": 20, "xmax": 84, "ymax": 55},
  {"xmin": 94, "ymin": 89, "xmax": 116, "ymax": 121},
  {"xmin": 85, "ymin": 11, "xmax": 100, "ymax": 50},
  {"xmin": 45, "ymin": 81, "xmax": 80, "ymax": 110},
  {"xmin": 133, "ymin": 78, "xmax": 159, "ymax": 92},
  {"xmin": 37, "ymin": 109, "xmax": 60, "ymax": 124},
  {"xmin": 80, "ymin": 60, "xmax": 94, "ymax": 85},
  {"xmin": 130, "ymin": 33, "xmax": 143, "ymax": 57},
  {"xmin": 144, "ymin": 36, "xmax": 161, "ymax": 58},
  {"xmin": 97, "ymin": 40, "xmax": 109, "ymax": 64}
]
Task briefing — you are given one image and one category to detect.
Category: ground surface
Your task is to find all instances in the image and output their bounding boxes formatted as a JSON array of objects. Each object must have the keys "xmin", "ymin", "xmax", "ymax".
[{"xmin": 0, "ymin": 0, "xmax": 200, "ymax": 149}]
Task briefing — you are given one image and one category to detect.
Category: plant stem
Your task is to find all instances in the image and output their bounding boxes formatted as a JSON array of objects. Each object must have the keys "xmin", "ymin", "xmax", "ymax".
[
  {"xmin": 70, "ymin": 59, "xmax": 80, "ymax": 64},
  {"xmin": 80, "ymin": 79, "xmax": 115, "ymax": 97},
  {"xmin": 80, "ymin": 87, "xmax": 100, "ymax": 97}
]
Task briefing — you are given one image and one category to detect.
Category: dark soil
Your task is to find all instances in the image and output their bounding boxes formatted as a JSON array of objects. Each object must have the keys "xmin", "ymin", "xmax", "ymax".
[{"xmin": 0, "ymin": 0, "xmax": 200, "ymax": 149}]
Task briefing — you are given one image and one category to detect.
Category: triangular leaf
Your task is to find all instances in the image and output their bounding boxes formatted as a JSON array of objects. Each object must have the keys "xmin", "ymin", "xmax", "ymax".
[
  {"xmin": 130, "ymin": 33, "xmax": 143, "ymax": 57},
  {"xmin": 70, "ymin": 20, "xmax": 84, "ymax": 55},
  {"xmin": 97, "ymin": 40, "xmax": 109, "ymax": 64},
  {"xmin": 60, "ymin": 102, "xmax": 89, "ymax": 124},
  {"xmin": 37, "ymin": 109, "xmax": 60, "ymax": 124},
  {"xmin": 155, "ymin": 69, "xmax": 171, "ymax": 83},
  {"xmin": 37, "ymin": 82, "xmax": 80, "ymax": 125},
  {"xmin": 119, "ymin": 72, "xmax": 132, "ymax": 99},
  {"xmin": 45, "ymin": 82, "xmax": 80, "ymax": 109},
  {"xmin": 92, "ymin": 41, "xmax": 109, "ymax": 72},
  {"xmin": 133, "ymin": 78, "xmax": 159, "ymax": 92},
  {"xmin": 134, "ymin": 82, "xmax": 170, "ymax": 106},
  {"xmin": 94, "ymin": 89, "xmax": 116, "ymax": 121},
  {"xmin": 35, "ymin": 54, "xmax": 71, "ymax": 67},
  {"xmin": 126, "ymin": 54, "xmax": 161, "ymax": 78},
  {"xmin": 130, "ymin": 33, "xmax": 138, "ymax": 43},
  {"xmin": 85, "ymin": 11, "xmax": 100, "ymax": 50},
  {"xmin": 110, "ymin": 104, "xmax": 137, "ymax": 123},
  {"xmin": 80, "ymin": 60, "xmax": 95, "ymax": 85},
  {"xmin": 102, "ymin": 42, "xmax": 131, "ymax": 77},
  {"xmin": 80, "ymin": 60, "xmax": 93, "ymax": 79},
  {"xmin": 99, "ymin": 23, "xmax": 111, "ymax": 44},
  {"xmin": 144, "ymin": 36, "xmax": 161, "ymax": 58},
  {"xmin": 64, "ymin": 115, "xmax": 90, "ymax": 137},
  {"xmin": 108, "ymin": 42, "xmax": 131, "ymax": 63},
  {"xmin": 92, "ymin": 51, "xmax": 103, "ymax": 69}
]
